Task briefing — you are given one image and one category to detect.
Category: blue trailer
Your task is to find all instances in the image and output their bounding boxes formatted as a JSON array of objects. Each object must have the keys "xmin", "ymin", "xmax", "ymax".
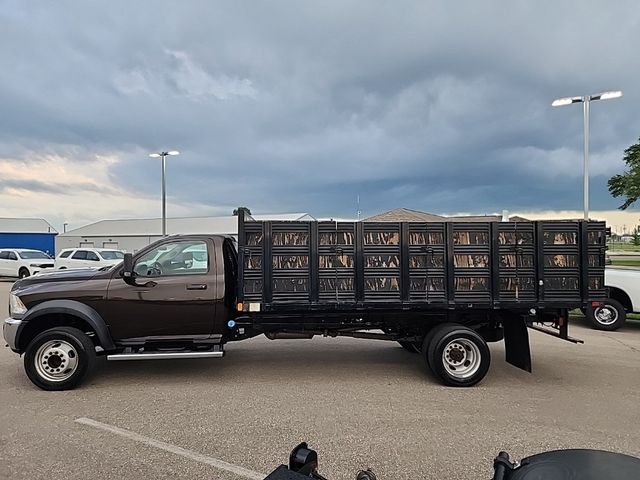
[{"xmin": 0, "ymin": 218, "xmax": 58, "ymax": 256}]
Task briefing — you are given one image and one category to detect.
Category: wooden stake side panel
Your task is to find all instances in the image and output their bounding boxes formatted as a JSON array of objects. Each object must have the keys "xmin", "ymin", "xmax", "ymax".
[{"xmin": 237, "ymin": 218, "xmax": 607, "ymax": 309}]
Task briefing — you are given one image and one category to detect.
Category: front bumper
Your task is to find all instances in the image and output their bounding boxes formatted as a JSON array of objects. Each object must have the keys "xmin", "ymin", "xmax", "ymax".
[{"xmin": 3, "ymin": 318, "xmax": 22, "ymax": 352}]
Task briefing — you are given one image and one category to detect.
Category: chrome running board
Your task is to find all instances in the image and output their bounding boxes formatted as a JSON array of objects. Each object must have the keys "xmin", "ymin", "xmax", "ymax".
[{"xmin": 107, "ymin": 350, "xmax": 224, "ymax": 361}]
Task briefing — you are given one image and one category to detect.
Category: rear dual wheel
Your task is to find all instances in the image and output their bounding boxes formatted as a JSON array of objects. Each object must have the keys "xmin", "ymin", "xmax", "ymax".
[{"xmin": 422, "ymin": 324, "xmax": 491, "ymax": 387}]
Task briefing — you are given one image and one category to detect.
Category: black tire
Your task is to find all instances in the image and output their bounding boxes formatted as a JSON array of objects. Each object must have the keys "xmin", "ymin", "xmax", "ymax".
[
  {"xmin": 18, "ymin": 268, "xmax": 30, "ymax": 279},
  {"xmin": 24, "ymin": 327, "xmax": 96, "ymax": 391},
  {"xmin": 420, "ymin": 323, "xmax": 455, "ymax": 369},
  {"xmin": 398, "ymin": 340, "xmax": 420, "ymax": 353},
  {"xmin": 423, "ymin": 324, "xmax": 491, "ymax": 387},
  {"xmin": 586, "ymin": 299, "xmax": 626, "ymax": 331}
]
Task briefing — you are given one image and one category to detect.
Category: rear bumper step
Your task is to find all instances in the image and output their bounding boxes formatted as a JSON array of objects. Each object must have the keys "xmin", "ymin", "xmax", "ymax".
[
  {"xmin": 528, "ymin": 324, "xmax": 584, "ymax": 344},
  {"xmin": 107, "ymin": 350, "xmax": 224, "ymax": 361}
]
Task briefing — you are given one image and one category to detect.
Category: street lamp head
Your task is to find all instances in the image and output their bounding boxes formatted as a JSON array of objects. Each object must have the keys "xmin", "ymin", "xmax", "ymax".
[
  {"xmin": 149, "ymin": 150, "xmax": 179, "ymax": 158},
  {"xmin": 592, "ymin": 90, "xmax": 623, "ymax": 101},
  {"xmin": 552, "ymin": 96, "xmax": 583, "ymax": 107}
]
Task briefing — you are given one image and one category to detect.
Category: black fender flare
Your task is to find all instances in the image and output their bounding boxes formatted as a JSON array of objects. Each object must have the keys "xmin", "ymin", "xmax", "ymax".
[{"xmin": 17, "ymin": 300, "xmax": 115, "ymax": 351}]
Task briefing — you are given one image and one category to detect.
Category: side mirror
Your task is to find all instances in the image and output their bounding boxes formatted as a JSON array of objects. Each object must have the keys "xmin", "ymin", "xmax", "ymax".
[{"xmin": 122, "ymin": 253, "xmax": 134, "ymax": 279}]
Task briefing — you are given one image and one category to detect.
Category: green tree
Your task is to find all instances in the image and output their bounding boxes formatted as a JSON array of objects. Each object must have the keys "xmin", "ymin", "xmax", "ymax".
[
  {"xmin": 608, "ymin": 137, "xmax": 640, "ymax": 209},
  {"xmin": 634, "ymin": 227, "xmax": 640, "ymax": 247},
  {"xmin": 232, "ymin": 206, "xmax": 252, "ymax": 216}
]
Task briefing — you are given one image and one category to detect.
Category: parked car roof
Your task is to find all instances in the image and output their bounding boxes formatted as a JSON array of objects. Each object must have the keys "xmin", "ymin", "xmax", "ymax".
[
  {"xmin": 1, "ymin": 248, "xmax": 47, "ymax": 253},
  {"xmin": 59, "ymin": 247, "xmax": 123, "ymax": 252}
]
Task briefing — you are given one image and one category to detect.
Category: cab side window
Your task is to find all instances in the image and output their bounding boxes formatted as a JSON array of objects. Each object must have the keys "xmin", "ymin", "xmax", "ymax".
[
  {"xmin": 134, "ymin": 240, "xmax": 209, "ymax": 277},
  {"xmin": 72, "ymin": 250, "xmax": 88, "ymax": 260},
  {"xmin": 86, "ymin": 251, "xmax": 100, "ymax": 261},
  {"xmin": 8, "ymin": 252, "xmax": 18, "ymax": 260},
  {"xmin": 0, "ymin": 251, "xmax": 8, "ymax": 260},
  {"xmin": 59, "ymin": 250, "xmax": 73, "ymax": 258}
]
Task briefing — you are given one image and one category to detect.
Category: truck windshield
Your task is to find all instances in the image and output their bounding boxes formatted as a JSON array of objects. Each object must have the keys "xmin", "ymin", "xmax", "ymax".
[{"xmin": 134, "ymin": 240, "xmax": 208, "ymax": 276}]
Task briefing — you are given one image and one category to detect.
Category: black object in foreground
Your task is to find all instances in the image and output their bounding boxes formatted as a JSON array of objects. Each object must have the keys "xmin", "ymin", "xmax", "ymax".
[
  {"xmin": 264, "ymin": 443, "xmax": 327, "ymax": 480},
  {"xmin": 265, "ymin": 444, "xmax": 640, "ymax": 479},
  {"xmin": 493, "ymin": 449, "xmax": 640, "ymax": 480}
]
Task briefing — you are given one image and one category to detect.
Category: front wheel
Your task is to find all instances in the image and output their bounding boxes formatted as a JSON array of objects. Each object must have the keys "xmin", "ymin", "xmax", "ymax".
[
  {"xmin": 423, "ymin": 324, "xmax": 491, "ymax": 387},
  {"xmin": 586, "ymin": 299, "xmax": 626, "ymax": 331},
  {"xmin": 18, "ymin": 268, "xmax": 30, "ymax": 279},
  {"xmin": 24, "ymin": 327, "xmax": 96, "ymax": 391}
]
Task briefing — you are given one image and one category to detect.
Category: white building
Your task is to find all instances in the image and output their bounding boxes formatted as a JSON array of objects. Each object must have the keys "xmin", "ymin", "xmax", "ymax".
[{"xmin": 57, "ymin": 213, "xmax": 314, "ymax": 254}]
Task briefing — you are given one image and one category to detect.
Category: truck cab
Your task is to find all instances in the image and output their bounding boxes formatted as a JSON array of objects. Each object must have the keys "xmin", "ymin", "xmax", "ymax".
[{"xmin": 3, "ymin": 235, "xmax": 236, "ymax": 390}]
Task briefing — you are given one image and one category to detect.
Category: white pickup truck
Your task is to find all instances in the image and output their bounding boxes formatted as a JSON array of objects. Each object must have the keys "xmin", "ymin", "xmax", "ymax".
[{"xmin": 585, "ymin": 267, "xmax": 640, "ymax": 330}]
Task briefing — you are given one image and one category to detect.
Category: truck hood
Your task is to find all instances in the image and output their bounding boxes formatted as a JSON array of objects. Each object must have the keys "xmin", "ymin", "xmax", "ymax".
[
  {"xmin": 605, "ymin": 267, "xmax": 640, "ymax": 281},
  {"xmin": 13, "ymin": 268, "xmax": 102, "ymax": 289}
]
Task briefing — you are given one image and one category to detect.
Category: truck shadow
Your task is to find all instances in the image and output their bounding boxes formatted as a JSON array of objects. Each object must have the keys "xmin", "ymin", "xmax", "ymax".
[
  {"xmin": 90, "ymin": 339, "xmax": 543, "ymax": 390},
  {"xmin": 93, "ymin": 340, "xmax": 437, "ymax": 387}
]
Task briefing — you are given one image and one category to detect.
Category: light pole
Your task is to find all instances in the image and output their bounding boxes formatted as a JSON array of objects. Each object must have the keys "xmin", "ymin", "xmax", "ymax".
[
  {"xmin": 551, "ymin": 90, "xmax": 622, "ymax": 220},
  {"xmin": 149, "ymin": 150, "xmax": 180, "ymax": 236}
]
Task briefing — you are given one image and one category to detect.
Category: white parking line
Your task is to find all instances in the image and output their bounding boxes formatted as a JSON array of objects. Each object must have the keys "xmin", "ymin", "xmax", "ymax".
[{"xmin": 75, "ymin": 417, "xmax": 265, "ymax": 480}]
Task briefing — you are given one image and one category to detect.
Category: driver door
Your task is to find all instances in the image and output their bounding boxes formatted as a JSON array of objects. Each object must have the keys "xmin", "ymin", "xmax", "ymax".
[{"xmin": 106, "ymin": 238, "xmax": 217, "ymax": 340}]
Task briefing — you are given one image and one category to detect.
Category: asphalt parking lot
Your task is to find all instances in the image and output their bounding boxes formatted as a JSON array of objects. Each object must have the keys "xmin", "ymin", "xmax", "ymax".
[{"xmin": 1, "ymin": 279, "xmax": 639, "ymax": 479}]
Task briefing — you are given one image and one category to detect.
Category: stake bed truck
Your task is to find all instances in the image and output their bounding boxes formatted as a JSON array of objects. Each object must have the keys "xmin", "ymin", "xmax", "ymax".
[{"xmin": 3, "ymin": 213, "xmax": 607, "ymax": 390}]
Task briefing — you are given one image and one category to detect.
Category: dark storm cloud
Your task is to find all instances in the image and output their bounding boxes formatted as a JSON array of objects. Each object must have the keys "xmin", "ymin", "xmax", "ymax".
[
  {"xmin": 1, "ymin": 0, "xmax": 639, "ymax": 218},
  {"xmin": 0, "ymin": 177, "xmax": 116, "ymax": 196},
  {"xmin": 0, "ymin": 179, "xmax": 68, "ymax": 195}
]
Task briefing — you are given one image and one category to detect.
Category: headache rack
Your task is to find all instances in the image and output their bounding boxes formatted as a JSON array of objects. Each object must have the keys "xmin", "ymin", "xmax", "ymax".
[{"xmin": 236, "ymin": 212, "xmax": 607, "ymax": 312}]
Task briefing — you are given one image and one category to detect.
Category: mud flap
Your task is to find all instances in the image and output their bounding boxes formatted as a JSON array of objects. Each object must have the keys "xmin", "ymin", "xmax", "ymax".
[{"xmin": 503, "ymin": 315, "xmax": 532, "ymax": 372}]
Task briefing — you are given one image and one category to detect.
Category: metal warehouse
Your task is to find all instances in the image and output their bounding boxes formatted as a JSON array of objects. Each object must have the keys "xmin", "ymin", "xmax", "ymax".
[
  {"xmin": 56, "ymin": 213, "xmax": 314, "ymax": 254},
  {"xmin": 0, "ymin": 218, "xmax": 58, "ymax": 255}
]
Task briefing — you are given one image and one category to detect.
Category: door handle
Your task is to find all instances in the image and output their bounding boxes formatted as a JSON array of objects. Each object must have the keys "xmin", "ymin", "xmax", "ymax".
[{"xmin": 186, "ymin": 284, "xmax": 208, "ymax": 290}]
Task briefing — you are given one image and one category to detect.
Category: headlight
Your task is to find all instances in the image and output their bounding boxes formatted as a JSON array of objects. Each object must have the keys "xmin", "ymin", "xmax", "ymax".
[{"xmin": 9, "ymin": 294, "xmax": 27, "ymax": 317}]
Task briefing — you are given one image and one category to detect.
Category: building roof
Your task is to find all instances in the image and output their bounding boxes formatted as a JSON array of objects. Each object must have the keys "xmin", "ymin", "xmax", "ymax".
[
  {"xmin": 507, "ymin": 215, "xmax": 530, "ymax": 222},
  {"xmin": 447, "ymin": 214, "xmax": 528, "ymax": 222},
  {"xmin": 60, "ymin": 213, "xmax": 313, "ymax": 237},
  {"xmin": 365, "ymin": 209, "xmax": 529, "ymax": 223},
  {"xmin": 446, "ymin": 215, "xmax": 503, "ymax": 222},
  {"xmin": 0, "ymin": 218, "xmax": 58, "ymax": 234},
  {"xmin": 364, "ymin": 208, "xmax": 446, "ymax": 222}
]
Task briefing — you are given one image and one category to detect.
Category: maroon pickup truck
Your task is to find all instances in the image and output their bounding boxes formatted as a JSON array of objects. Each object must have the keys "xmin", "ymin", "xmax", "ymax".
[{"xmin": 3, "ymin": 214, "xmax": 607, "ymax": 390}]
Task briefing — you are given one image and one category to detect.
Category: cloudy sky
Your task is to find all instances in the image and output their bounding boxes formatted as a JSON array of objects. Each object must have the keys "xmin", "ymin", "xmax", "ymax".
[{"xmin": 1, "ymin": 1, "xmax": 639, "ymax": 230}]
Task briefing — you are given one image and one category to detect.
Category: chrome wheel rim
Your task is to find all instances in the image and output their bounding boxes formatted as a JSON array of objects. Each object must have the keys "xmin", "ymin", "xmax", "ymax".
[
  {"xmin": 594, "ymin": 306, "xmax": 618, "ymax": 326},
  {"xmin": 34, "ymin": 340, "xmax": 79, "ymax": 382},
  {"xmin": 442, "ymin": 338, "xmax": 481, "ymax": 379}
]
